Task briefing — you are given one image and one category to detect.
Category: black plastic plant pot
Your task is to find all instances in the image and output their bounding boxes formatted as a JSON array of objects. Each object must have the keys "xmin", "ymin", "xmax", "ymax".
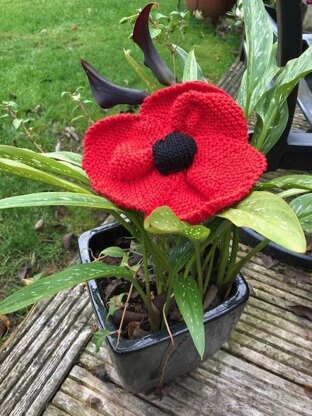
[
  {"xmin": 78, "ymin": 222, "xmax": 249, "ymax": 393},
  {"xmin": 240, "ymin": 228, "xmax": 312, "ymax": 270}
]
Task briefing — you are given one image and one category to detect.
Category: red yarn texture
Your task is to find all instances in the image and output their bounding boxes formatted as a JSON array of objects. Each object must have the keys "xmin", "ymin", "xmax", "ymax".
[{"xmin": 83, "ymin": 81, "xmax": 266, "ymax": 224}]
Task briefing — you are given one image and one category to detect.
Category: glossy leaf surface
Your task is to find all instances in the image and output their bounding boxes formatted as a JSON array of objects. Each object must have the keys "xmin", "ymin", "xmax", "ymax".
[
  {"xmin": 81, "ymin": 60, "xmax": 148, "ymax": 109},
  {"xmin": 290, "ymin": 193, "xmax": 312, "ymax": 233},
  {"xmin": 257, "ymin": 174, "xmax": 312, "ymax": 191},
  {"xmin": 173, "ymin": 44, "xmax": 206, "ymax": 81},
  {"xmin": 0, "ymin": 192, "xmax": 120, "ymax": 211},
  {"xmin": 218, "ymin": 191, "xmax": 306, "ymax": 253},
  {"xmin": 144, "ymin": 206, "xmax": 210, "ymax": 242},
  {"xmin": 0, "ymin": 263, "xmax": 133, "ymax": 314},
  {"xmin": 0, "ymin": 158, "xmax": 91, "ymax": 194},
  {"xmin": 43, "ymin": 151, "xmax": 82, "ymax": 167},
  {"xmin": 252, "ymin": 45, "xmax": 312, "ymax": 153},
  {"xmin": 132, "ymin": 3, "xmax": 175, "ymax": 86},
  {"xmin": 238, "ymin": 0, "xmax": 274, "ymax": 117},
  {"xmin": 0, "ymin": 145, "xmax": 89, "ymax": 184},
  {"xmin": 173, "ymin": 275, "xmax": 204, "ymax": 359},
  {"xmin": 182, "ymin": 49, "xmax": 199, "ymax": 82}
]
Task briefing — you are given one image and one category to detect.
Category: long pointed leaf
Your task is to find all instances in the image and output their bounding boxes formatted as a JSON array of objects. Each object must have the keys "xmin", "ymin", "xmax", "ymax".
[
  {"xmin": 43, "ymin": 151, "xmax": 82, "ymax": 167},
  {"xmin": 123, "ymin": 49, "xmax": 158, "ymax": 92},
  {"xmin": 256, "ymin": 174, "xmax": 312, "ymax": 191},
  {"xmin": 173, "ymin": 275, "xmax": 204, "ymax": 359},
  {"xmin": 81, "ymin": 60, "xmax": 148, "ymax": 109},
  {"xmin": 132, "ymin": 3, "xmax": 175, "ymax": 86},
  {"xmin": 218, "ymin": 191, "xmax": 306, "ymax": 253},
  {"xmin": 182, "ymin": 50, "xmax": 199, "ymax": 82},
  {"xmin": 0, "ymin": 263, "xmax": 133, "ymax": 314},
  {"xmin": 0, "ymin": 158, "xmax": 91, "ymax": 194},
  {"xmin": 238, "ymin": 0, "xmax": 275, "ymax": 117},
  {"xmin": 0, "ymin": 192, "xmax": 120, "ymax": 211},
  {"xmin": 0, "ymin": 145, "xmax": 89, "ymax": 185},
  {"xmin": 173, "ymin": 44, "xmax": 206, "ymax": 81}
]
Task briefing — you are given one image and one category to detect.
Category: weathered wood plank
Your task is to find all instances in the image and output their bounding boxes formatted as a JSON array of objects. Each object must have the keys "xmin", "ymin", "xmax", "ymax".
[
  {"xmin": 241, "ymin": 308, "xmax": 311, "ymax": 349},
  {"xmin": 207, "ymin": 352, "xmax": 311, "ymax": 409},
  {"xmin": 51, "ymin": 390, "xmax": 105, "ymax": 416},
  {"xmin": 54, "ymin": 367, "xmax": 161, "ymax": 416},
  {"xmin": 247, "ymin": 296, "xmax": 312, "ymax": 331},
  {"xmin": 225, "ymin": 335, "xmax": 312, "ymax": 386},
  {"xmin": 42, "ymin": 405, "xmax": 71, "ymax": 416},
  {"xmin": 0, "ymin": 290, "xmax": 94, "ymax": 416}
]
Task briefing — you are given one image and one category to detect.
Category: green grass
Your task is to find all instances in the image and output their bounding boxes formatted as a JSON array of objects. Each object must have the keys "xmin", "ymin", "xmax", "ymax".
[{"xmin": 0, "ymin": 0, "xmax": 240, "ymax": 335}]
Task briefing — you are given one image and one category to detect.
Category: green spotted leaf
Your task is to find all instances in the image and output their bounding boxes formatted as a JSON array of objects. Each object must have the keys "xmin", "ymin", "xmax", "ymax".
[
  {"xmin": 0, "ymin": 158, "xmax": 90, "ymax": 194},
  {"xmin": 173, "ymin": 275, "xmax": 204, "ymax": 359},
  {"xmin": 0, "ymin": 145, "xmax": 89, "ymax": 184},
  {"xmin": 218, "ymin": 191, "xmax": 306, "ymax": 253},
  {"xmin": 0, "ymin": 192, "xmax": 120, "ymax": 212},
  {"xmin": 0, "ymin": 263, "xmax": 133, "ymax": 314},
  {"xmin": 290, "ymin": 193, "xmax": 312, "ymax": 233},
  {"xmin": 144, "ymin": 206, "xmax": 210, "ymax": 242}
]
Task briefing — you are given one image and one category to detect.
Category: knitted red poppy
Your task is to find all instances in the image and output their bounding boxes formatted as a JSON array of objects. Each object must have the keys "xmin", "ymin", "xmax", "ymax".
[{"xmin": 83, "ymin": 81, "xmax": 266, "ymax": 224}]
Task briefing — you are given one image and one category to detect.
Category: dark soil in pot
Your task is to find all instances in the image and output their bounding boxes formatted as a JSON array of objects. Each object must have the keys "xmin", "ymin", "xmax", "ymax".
[{"xmin": 79, "ymin": 223, "xmax": 249, "ymax": 393}]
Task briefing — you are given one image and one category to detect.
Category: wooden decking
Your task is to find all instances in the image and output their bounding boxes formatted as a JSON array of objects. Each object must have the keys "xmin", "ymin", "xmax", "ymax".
[{"xmin": 0, "ymin": 61, "xmax": 312, "ymax": 416}]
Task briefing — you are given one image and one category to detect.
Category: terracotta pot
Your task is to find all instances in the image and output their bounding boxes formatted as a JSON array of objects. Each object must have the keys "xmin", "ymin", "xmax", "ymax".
[
  {"xmin": 185, "ymin": 0, "xmax": 236, "ymax": 22},
  {"xmin": 78, "ymin": 223, "xmax": 249, "ymax": 393}
]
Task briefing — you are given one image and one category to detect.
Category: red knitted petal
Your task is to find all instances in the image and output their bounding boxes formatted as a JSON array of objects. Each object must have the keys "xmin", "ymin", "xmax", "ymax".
[
  {"xmin": 184, "ymin": 135, "xmax": 267, "ymax": 222},
  {"xmin": 171, "ymin": 90, "xmax": 248, "ymax": 142},
  {"xmin": 140, "ymin": 81, "xmax": 222, "ymax": 127},
  {"xmin": 83, "ymin": 82, "xmax": 267, "ymax": 224},
  {"xmin": 83, "ymin": 112, "xmax": 179, "ymax": 211},
  {"xmin": 110, "ymin": 143, "xmax": 153, "ymax": 181}
]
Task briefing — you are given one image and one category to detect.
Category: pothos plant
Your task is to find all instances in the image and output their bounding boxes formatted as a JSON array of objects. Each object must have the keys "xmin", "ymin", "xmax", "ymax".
[{"xmin": 0, "ymin": 0, "xmax": 312, "ymax": 358}]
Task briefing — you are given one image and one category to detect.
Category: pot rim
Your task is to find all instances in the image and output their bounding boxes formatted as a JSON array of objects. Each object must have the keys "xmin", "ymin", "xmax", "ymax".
[
  {"xmin": 79, "ymin": 223, "xmax": 249, "ymax": 354},
  {"xmin": 240, "ymin": 227, "xmax": 312, "ymax": 268}
]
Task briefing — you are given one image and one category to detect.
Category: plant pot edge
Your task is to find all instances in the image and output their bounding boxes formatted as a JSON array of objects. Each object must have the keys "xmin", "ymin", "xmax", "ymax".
[
  {"xmin": 240, "ymin": 227, "xmax": 312, "ymax": 269},
  {"xmin": 78, "ymin": 222, "xmax": 249, "ymax": 392}
]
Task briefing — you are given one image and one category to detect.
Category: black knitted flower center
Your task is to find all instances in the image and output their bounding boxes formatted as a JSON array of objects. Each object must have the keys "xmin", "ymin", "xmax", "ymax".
[{"xmin": 152, "ymin": 132, "xmax": 197, "ymax": 175}]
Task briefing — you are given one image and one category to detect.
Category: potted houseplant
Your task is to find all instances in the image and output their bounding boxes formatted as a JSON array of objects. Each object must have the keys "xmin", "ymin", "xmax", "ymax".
[{"xmin": 0, "ymin": 0, "xmax": 312, "ymax": 393}]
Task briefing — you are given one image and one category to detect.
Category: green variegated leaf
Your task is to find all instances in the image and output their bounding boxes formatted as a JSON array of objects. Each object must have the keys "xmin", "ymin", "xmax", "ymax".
[
  {"xmin": 174, "ymin": 45, "xmax": 206, "ymax": 81},
  {"xmin": 256, "ymin": 174, "xmax": 312, "ymax": 191},
  {"xmin": 43, "ymin": 151, "xmax": 82, "ymax": 167},
  {"xmin": 290, "ymin": 193, "xmax": 312, "ymax": 233},
  {"xmin": 238, "ymin": 0, "xmax": 274, "ymax": 117},
  {"xmin": 0, "ymin": 263, "xmax": 133, "ymax": 314},
  {"xmin": 182, "ymin": 49, "xmax": 200, "ymax": 82},
  {"xmin": 0, "ymin": 158, "xmax": 91, "ymax": 193},
  {"xmin": 218, "ymin": 191, "xmax": 306, "ymax": 253},
  {"xmin": 0, "ymin": 145, "xmax": 89, "ymax": 184},
  {"xmin": 173, "ymin": 275, "xmax": 204, "ymax": 359},
  {"xmin": 144, "ymin": 206, "xmax": 210, "ymax": 242},
  {"xmin": 0, "ymin": 192, "xmax": 120, "ymax": 211},
  {"xmin": 251, "ymin": 90, "xmax": 286, "ymax": 154},
  {"xmin": 252, "ymin": 45, "xmax": 312, "ymax": 153}
]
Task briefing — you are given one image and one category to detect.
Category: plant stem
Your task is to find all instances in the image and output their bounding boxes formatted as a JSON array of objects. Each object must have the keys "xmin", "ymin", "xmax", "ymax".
[
  {"xmin": 203, "ymin": 243, "xmax": 217, "ymax": 294},
  {"xmin": 142, "ymin": 240, "xmax": 151, "ymax": 301},
  {"xmin": 194, "ymin": 243, "xmax": 203, "ymax": 298},
  {"xmin": 226, "ymin": 226, "xmax": 240, "ymax": 277},
  {"xmin": 225, "ymin": 238, "xmax": 270, "ymax": 283},
  {"xmin": 216, "ymin": 226, "xmax": 232, "ymax": 287}
]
